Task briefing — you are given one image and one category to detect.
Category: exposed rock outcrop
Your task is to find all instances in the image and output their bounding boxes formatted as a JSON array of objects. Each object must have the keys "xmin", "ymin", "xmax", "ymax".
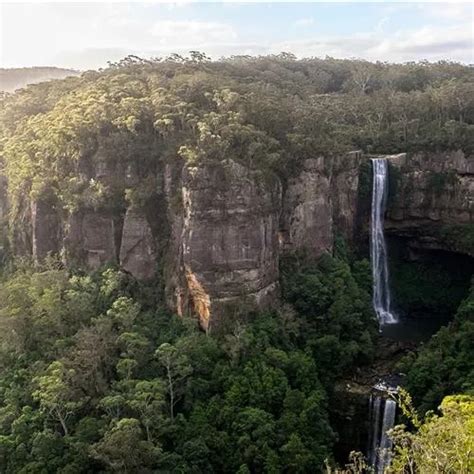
[
  {"xmin": 331, "ymin": 151, "xmax": 366, "ymax": 241},
  {"xmin": 120, "ymin": 208, "xmax": 156, "ymax": 280},
  {"xmin": 167, "ymin": 160, "xmax": 281, "ymax": 330},
  {"xmin": 31, "ymin": 198, "xmax": 60, "ymax": 262},
  {"xmin": 65, "ymin": 211, "xmax": 118, "ymax": 269},
  {"xmin": 281, "ymin": 157, "xmax": 333, "ymax": 257},
  {"xmin": 0, "ymin": 175, "xmax": 8, "ymax": 260},
  {"xmin": 385, "ymin": 151, "xmax": 474, "ymax": 255},
  {"xmin": 281, "ymin": 151, "xmax": 364, "ymax": 257}
]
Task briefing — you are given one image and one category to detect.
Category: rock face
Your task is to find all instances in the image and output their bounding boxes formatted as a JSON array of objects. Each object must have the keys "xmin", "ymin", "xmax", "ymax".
[
  {"xmin": 0, "ymin": 175, "xmax": 8, "ymax": 259},
  {"xmin": 0, "ymin": 175, "xmax": 7, "ymax": 225},
  {"xmin": 281, "ymin": 151, "xmax": 364, "ymax": 257},
  {"xmin": 167, "ymin": 160, "xmax": 281, "ymax": 331},
  {"xmin": 331, "ymin": 151, "xmax": 366, "ymax": 241},
  {"xmin": 119, "ymin": 208, "xmax": 156, "ymax": 280},
  {"xmin": 31, "ymin": 198, "xmax": 60, "ymax": 261},
  {"xmin": 65, "ymin": 211, "xmax": 118, "ymax": 268},
  {"xmin": 281, "ymin": 157, "xmax": 333, "ymax": 257},
  {"xmin": 386, "ymin": 151, "xmax": 474, "ymax": 255},
  {"xmin": 2, "ymin": 149, "xmax": 472, "ymax": 328}
]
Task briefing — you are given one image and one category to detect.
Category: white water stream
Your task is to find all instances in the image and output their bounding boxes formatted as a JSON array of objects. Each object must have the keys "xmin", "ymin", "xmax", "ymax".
[
  {"xmin": 370, "ymin": 159, "xmax": 398, "ymax": 325},
  {"xmin": 368, "ymin": 393, "xmax": 397, "ymax": 474},
  {"xmin": 367, "ymin": 159, "xmax": 399, "ymax": 472}
]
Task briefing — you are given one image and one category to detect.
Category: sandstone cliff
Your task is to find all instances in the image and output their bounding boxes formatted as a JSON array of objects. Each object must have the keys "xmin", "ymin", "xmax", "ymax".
[
  {"xmin": 0, "ymin": 150, "xmax": 472, "ymax": 329},
  {"xmin": 386, "ymin": 150, "xmax": 473, "ymax": 256},
  {"xmin": 165, "ymin": 159, "xmax": 281, "ymax": 331},
  {"xmin": 280, "ymin": 151, "xmax": 364, "ymax": 257}
]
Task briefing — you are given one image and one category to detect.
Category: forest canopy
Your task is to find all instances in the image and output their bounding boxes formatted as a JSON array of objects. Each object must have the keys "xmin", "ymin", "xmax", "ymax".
[
  {"xmin": 0, "ymin": 253, "xmax": 377, "ymax": 473},
  {"xmin": 0, "ymin": 55, "xmax": 473, "ymax": 219}
]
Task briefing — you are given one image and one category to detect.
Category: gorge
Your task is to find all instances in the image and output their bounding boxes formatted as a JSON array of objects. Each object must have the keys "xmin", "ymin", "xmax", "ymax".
[
  {"xmin": 2, "ymin": 150, "xmax": 471, "ymax": 330},
  {"xmin": 0, "ymin": 58, "xmax": 472, "ymax": 473}
]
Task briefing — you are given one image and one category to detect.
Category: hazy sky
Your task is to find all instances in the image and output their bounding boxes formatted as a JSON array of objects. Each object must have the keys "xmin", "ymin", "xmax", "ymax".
[{"xmin": 1, "ymin": 1, "xmax": 473, "ymax": 70}]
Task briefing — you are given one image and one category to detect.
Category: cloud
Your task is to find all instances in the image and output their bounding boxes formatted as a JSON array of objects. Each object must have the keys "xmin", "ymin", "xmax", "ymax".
[
  {"xmin": 271, "ymin": 23, "xmax": 473, "ymax": 63},
  {"xmin": 422, "ymin": 3, "xmax": 473, "ymax": 21},
  {"xmin": 368, "ymin": 24, "xmax": 473, "ymax": 62},
  {"xmin": 53, "ymin": 48, "xmax": 134, "ymax": 70},
  {"xmin": 54, "ymin": 19, "xmax": 473, "ymax": 71},
  {"xmin": 272, "ymin": 34, "xmax": 376, "ymax": 60},
  {"xmin": 6, "ymin": 3, "xmax": 471, "ymax": 69},
  {"xmin": 52, "ymin": 43, "xmax": 268, "ymax": 70},
  {"xmin": 150, "ymin": 20, "xmax": 237, "ymax": 46},
  {"xmin": 293, "ymin": 18, "xmax": 314, "ymax": 27},
  {"xmin": 374, "ymin": 16, "xmax": 389, "ymax": 34}
]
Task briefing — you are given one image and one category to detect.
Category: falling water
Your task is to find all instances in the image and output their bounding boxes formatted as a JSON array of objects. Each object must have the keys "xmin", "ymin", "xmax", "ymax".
[
  {"xmin": 368, "ymin": 395, "xmax": 382, "ymax": 467},
  {"xmin": 368, "ymin": 390, "xmax": 397, "ymax": 473},
  {"xmin": 367, "ymin": 159, "xmax": 399, "ymax": 471},
  {"xmin": 371, "ymin": 159, "xmax": 398, "ymax": 325}
]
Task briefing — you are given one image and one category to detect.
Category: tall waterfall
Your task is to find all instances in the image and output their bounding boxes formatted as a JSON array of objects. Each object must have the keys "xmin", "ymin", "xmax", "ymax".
[
  {"xmin": 368, "ymin": 391, "xmax": 397, "ymax": 473},
  {"xmin": 370, "ymin": 159, "xmax": 397, "ymax": 325}
]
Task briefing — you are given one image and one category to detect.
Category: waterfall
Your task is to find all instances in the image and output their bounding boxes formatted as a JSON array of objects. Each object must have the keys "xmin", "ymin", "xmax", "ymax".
[
  {"xmin": 368, "ymin": 395, "xmax": 382, "ymax": 467},
  {"xmin": 368, "ymin": 391, "xmax": 397, "ymax": 473},
  {"xmin": 370, "ymin": 159, "xmax": 397, "ymax": 325}
]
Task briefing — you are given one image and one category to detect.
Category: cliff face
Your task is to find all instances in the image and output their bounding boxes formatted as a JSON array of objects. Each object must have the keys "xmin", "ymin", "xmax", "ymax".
[
  {"xmin": 119, "ymin": 208, "xmax": 156, "ymax": 280},
  {"xmin": 1, "ymin": 150, "xmax": 472, "ymax": 329},
  {"xmin": 166, "ymin": 160, "xmax": 281, "ymax": 331},
  {"xmin": 386, "ymin": 150, "xmax": 473, "ymax": 256},
  {"xmin": 281, "ymin": 157, "xmax": 333, "ymax": 257},
  {"xmin": 280, "ymin": 151, "xmax": 364, "ymax": 257}
]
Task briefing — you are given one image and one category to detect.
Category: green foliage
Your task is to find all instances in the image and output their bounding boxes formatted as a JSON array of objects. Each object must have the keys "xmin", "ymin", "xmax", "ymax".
[
  {"xmin": 90, "ymin": 418, "xmax": 162, "ymax": 471},
  {"xmin": 390, "ymin": 393, "xmax": 474, "ymax": 474},
  {"xmin": 0, "ymin": 260, "xmax": 379, "ymax": 472},
  {"xmin": 0, "ymin": 253, "xmax": 470, "ymax": 472},
  {"xmin": 280, "ymin": 252, "xmax": 377, "ymax": 385},
  {"xmin": 390, "ymin": 258, "xmax": 471, "ymax": 317},
  {"xmin": 399, "ymin": 281, "xmax": 474, "ymax": 414}
]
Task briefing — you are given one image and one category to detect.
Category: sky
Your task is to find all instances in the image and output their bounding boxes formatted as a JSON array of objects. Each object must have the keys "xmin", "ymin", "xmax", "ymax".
[{"xmin": 1, "ymin": 1, "xmax": 473, "ymax": 70}]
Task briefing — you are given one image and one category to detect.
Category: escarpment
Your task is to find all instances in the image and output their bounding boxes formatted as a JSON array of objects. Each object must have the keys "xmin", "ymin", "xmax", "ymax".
[
  {"xmin": 166, "ymin": 159, "xmax": 282, "ymax": 331},
  {"xmin": 280, "ymin": 151, "xmax": 364, "ymax": 257},
  {"xmin": 0, "ymin": 150, "xmax": 472, "ymax": 329},
  {"xmin": 385, "ymin": 150, "xmax": 474, "ymax": 256},
  {"xmin": 119, "ymin": 208, "xmax": 156, "ymax": 280}
]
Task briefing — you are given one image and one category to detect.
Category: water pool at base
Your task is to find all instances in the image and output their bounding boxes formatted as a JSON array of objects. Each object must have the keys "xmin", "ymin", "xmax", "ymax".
[{"xmin": 380, "ymin": 316, "xmax": 451, "ymax": 343}]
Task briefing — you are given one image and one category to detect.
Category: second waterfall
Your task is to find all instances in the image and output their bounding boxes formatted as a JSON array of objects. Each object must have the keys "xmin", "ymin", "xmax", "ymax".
[{"xmin": 370, "ymin": 159, "xmax": 398, "ymax": 325}]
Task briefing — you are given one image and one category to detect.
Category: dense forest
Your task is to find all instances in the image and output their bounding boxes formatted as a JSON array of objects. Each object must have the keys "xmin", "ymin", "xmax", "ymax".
[{"xmin": 0, "ymin": 55, "xmax": 473, "ymax": 472}]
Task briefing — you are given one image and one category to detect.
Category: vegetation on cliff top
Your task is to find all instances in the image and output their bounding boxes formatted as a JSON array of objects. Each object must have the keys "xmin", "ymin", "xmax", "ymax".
[{"xmin": 0, "ymin": 55, "xmax": 472, "ymax": 224}]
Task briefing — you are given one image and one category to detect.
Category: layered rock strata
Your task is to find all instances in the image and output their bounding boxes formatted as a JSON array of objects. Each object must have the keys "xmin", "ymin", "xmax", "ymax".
[
  {"xmin": 0, "ymin": 150, "xmax": 471, "ymax": 328},
  {"xmin": 385, "ymin": 151, "xmax": 473, "ymax": 255}
]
